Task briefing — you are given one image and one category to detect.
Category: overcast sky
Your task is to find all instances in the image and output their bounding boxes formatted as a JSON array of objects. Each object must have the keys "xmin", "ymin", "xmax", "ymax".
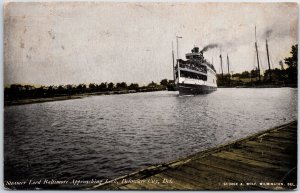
[{"xmin": 4, "ymin": 2, "xmax": 298, "ymax": 86}]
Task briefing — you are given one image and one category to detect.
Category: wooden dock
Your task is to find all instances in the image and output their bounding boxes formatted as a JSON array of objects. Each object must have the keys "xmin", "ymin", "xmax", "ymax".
[{"xmin": 91, "ymin": 121, "xmax": 297, "ymax": 190}]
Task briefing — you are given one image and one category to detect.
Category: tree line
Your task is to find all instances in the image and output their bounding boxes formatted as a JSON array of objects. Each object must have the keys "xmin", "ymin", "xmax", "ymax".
[
  {"xmin": 5, "ymin": 79, "xmax": 174, "ymax": 101},
  {"xmin": 217, "ymin": 44, "xmax": 297, "ymax": 87}
]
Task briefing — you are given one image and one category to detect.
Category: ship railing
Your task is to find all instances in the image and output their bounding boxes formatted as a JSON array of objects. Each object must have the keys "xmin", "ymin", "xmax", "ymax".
[
  {"xmin": 179, "ymin": 64, "xmax": 206, "ymax": 73},
  {"xmin": 179, "ymin": 67, "xmax": 207, "ymax": 77}
]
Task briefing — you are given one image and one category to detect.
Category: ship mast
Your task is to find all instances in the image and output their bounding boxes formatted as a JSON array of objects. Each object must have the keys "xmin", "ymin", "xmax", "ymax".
[
  {"xmin": 227, "ymin": 54, "xmax": 230, "ymax": 85},
  {"xmin": 176, "ymin": 36, "xmax": 182, "ymax": 83},
  {"xmin": 255, "ymin": 26, "xmax": 261, "ymax": 82},
  {"xmin": 172, "ymin": 41, "xmax": 175, "ymax": 82},
  {"xmin": 219, "ymin": 50, "xmax": 224, "ymax": 79},
  {"xmin": 176, "ymin": 36, "xmax": 182, "ymax": 60},
  {"xmin": 227, "ymin": 54, "xmax": 230, "ymax": 75},
  {"xmin": 266, "ymin": 39, "xmax": 272, "ymax": 81}
]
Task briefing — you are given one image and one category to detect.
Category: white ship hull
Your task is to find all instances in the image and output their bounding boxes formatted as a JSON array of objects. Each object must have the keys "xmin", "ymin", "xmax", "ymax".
[{"xmin": 177, "ymin": 76, "xmax": 217, "ymax": 95}]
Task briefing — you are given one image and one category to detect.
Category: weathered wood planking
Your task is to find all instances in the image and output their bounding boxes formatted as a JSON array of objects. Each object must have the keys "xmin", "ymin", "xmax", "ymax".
[{"xmin": 91, "ymin": 121, "xmax": 297, "ymax": 190}]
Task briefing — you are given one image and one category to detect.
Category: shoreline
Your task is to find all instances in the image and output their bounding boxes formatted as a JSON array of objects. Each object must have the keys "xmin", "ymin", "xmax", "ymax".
[
  {"xmin": 4, "ymin": 89, "xmax": 165, "ymax": 106},
  {"xmin": 5, "ymin": 95, "xmax": 86, "ymax": 106}
]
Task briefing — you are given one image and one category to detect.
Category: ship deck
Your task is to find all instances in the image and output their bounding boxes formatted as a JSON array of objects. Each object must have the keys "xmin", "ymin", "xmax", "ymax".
[{"xmin": 90, "ymin": 121, "xmax": 297, "ymax": 190}]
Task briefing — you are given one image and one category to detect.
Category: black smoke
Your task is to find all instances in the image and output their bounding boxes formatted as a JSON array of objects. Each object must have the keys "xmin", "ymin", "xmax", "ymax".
[
  {"xmin": 264, "ymin": 29, "xmax": 273, "ymax": 38},
  {"xmin": 201, "ymin": 44, "xmax": 219, "ymax": 52}
]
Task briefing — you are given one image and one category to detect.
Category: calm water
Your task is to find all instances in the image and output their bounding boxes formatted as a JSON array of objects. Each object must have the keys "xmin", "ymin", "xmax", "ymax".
[{"xmin": 4, "ymin": 88, "xmax": 297, "ymax": 181}]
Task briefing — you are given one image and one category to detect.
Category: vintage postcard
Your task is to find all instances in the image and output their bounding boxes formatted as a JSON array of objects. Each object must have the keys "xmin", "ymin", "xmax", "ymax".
[{"xmin": 4, "ymin": 1, "xmax": 298, "ymax": 190}]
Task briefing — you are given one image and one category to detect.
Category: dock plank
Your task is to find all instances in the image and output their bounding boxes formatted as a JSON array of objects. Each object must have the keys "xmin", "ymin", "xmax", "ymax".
[
  {"xmin": 203, "ymin": 154, "xmax": 286, "ymax": 181},
  {"xmin": 193, "ymin": 157, "xmax": 277, "ymax": 183},
  {"xmin": 226, "ymin": 148, "xmax": 295, "ymax": 167},
  {"xmin": 91, "ymin": 121, "xmax": 297, "ymax": 190}
]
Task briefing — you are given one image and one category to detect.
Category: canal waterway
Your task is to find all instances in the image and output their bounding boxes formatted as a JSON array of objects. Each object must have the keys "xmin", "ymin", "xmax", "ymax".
[{"xmin": 4, "ymin": 88, "xmax": 297, "ymax": 182}]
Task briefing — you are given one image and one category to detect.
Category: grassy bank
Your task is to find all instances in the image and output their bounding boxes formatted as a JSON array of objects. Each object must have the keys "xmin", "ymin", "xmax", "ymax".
[{"xmin": 4, "ymin": 89, "xmax": 165, "ymax": 106}]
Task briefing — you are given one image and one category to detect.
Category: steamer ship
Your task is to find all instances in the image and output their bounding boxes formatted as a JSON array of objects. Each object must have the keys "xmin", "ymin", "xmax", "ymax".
[{"xmin": 174, "ymin": 47, "xmax": 217, "ymax": 95}]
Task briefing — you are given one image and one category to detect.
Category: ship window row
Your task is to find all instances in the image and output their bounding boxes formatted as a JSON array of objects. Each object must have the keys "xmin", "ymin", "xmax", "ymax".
[
  {"xmin": 179, "ymin": 63, "xmax": 207, "ymax": 73},
  {"xmin": 180, "ymin": 71, "xmax": 207, "ymax": 81}
]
